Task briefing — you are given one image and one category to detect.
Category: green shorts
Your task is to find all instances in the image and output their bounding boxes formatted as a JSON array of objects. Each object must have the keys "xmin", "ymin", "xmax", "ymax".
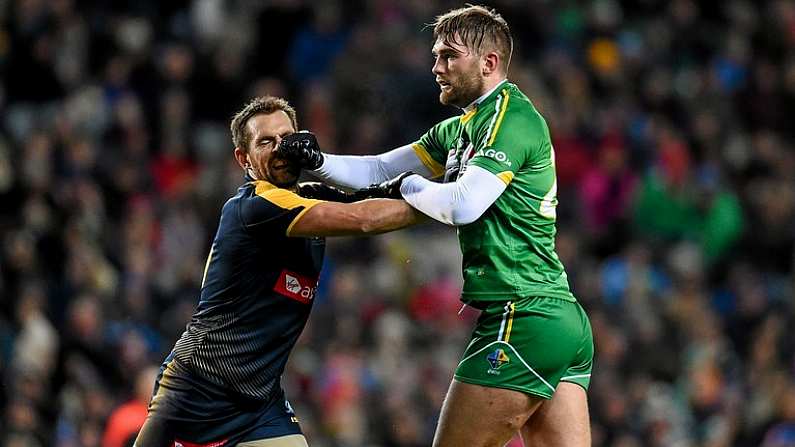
[{"xmin": 454, "ymin": 296, "xmax": 593, "ymax": 400}]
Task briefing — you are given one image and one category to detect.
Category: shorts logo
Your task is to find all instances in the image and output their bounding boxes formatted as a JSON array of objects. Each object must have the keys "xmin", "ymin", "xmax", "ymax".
[
  {"xmin": 486, "ymin": 348, "xmax": 510, "ymax": 374},
  {"xmin": 274, "ymin": 269, "xmax": 318, "ymax": 304}
]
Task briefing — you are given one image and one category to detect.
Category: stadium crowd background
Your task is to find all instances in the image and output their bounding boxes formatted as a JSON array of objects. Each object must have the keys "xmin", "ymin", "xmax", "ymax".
[{"xmin": 2, "ymin": 0, "xmax": 795, "ymax": 445}]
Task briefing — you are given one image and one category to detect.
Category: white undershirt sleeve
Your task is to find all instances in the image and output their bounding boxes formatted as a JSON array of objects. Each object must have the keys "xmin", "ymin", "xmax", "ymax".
[
  {"xmin": 399, "ymin": 165, "xmax": 508, "ymax": 226},
  {"xmin": 310, "ymin": 145, "xmax": 433, "ymax": 189}
]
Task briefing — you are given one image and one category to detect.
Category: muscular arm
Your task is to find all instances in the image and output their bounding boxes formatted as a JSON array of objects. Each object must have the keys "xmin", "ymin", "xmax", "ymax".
[
  {"xmin": 311, "ymin": 145, "xmax": 437, "ymax": 189},
  {"xmin": 398, "ymin": 165, "xmax": 508, "ymax": 226},
  {"xmin": 288, "ymin": 199, "xmax": 425, "ymax": 237}
]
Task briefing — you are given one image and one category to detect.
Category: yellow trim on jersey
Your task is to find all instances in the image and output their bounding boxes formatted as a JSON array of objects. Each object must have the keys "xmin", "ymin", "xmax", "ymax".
[
  {"xmin": 253, "ymin": 180, "xmax": 325, "ymax": 236},
  {"xmin": 411, "ymin": 143, "xmax": 445, "ymax": 178},
  {"xmin": 460, "ymin": 107, "xmax": 478, "ymax": 124},
  {"xmin": 254, "ymin": 181, "xmax": 324, "ymax": 210},
  {"xmin": 285, "ymin": 205, "xmax": 320, "ymax": 237},
  {"xmin": 496, "ymin": 171, "xmax": 514, "ymax": 185},
  {"xmin": 201, "ymin": 245, "xmax": 214, "ymax": 287},
  {"xmin": 487, "ymin": 90, "xmax": 510, "ymax": 146},
  {"xmin": 253, "ymin": 180, "xmax": 274, "ymax": 194},
  {"xmin": 504, "ymin": 302, "xmax": 515, "ymax": 342}
]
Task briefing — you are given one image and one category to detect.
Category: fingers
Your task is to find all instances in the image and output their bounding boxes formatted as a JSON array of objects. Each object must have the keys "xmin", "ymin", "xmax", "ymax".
[{"xmin": 277, "ymin": 132, "xmax": 322, "ymax": 169}]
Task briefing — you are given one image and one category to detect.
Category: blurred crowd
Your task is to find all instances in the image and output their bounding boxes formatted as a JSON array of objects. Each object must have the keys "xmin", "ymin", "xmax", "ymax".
[{"xmin": 2, "ymin": 0, "xmax": 795, "ymax": 446}]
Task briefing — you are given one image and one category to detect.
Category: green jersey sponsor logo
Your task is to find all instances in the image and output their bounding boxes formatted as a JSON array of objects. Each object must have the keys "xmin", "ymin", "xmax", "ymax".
[{"xmin": 474, "ymin": 147, "xmax": 512, "ymax": 167}]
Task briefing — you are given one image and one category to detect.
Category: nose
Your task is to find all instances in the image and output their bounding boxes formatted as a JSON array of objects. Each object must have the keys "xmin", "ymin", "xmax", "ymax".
[{"xmin": 432, "ymin": 56, "xmax": 444, "ymax": 75}]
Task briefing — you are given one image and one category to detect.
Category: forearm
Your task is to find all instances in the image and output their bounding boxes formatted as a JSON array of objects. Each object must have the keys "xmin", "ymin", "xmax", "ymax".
[
  {"xmin": 399, "ymin": 166, "xmax": 507, "ymax": 225},
  {"xmin": 287, "ymin": 199, "xmax": 424, "ymax": 237},
  {"xmin": 311, "ymin": 145, "xmax": 432, "ymax": 189},
  {"xmin": 353, "ymin": 199, "xmax": 426, "ymax": 234}
]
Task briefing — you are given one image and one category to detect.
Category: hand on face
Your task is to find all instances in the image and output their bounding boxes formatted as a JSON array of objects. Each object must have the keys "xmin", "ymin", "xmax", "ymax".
[
  {"xmin": 244, "ymin": 112, "xmax": 301, "ymax": 188},
  {"xmin": 276, "ymin": 131, "xmax": 324, "ymax": 170}
]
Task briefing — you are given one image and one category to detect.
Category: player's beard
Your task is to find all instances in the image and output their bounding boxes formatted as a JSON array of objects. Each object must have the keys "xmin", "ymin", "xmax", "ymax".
[
  {"xmin": 440, "ymin": 70, "xmax": 485, "ymax": 108},
  {"xmin": 264, "ymin": 158, "xmax": 300, "ymax": 188}
]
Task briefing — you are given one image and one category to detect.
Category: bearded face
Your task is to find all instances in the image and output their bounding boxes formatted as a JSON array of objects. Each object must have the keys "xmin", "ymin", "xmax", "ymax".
[
  {"xmin": 432, "ymin": 38, "xmax": 487, "ymax": 108},
  {"xmin": 242, "ymin": 112, "xmax": 300, "ymax": 188}
]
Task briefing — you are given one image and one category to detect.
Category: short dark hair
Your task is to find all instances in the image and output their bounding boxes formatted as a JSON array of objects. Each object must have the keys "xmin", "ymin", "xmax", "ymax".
[
  {"xmin": 230, "ymin": 96, "xmax": 298, "ymax": 151},
  {"xmin": 432, "ymin": 5, "xmax": 513, "ymax": 72}
]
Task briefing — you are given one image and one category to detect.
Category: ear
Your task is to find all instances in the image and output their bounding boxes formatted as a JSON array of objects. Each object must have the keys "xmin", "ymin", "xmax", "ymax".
[
  {"xmin": 482, "ymin": 51, "xmax": 500, "ymax": 76},
  {"xmin": 233, "ymin": 147, "xmax": 248, "ymax": 169}
]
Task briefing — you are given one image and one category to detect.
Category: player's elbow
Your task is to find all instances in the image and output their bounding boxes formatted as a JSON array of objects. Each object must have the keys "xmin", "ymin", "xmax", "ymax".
[
  {"xmin": 354, "ymin": 201, "xmax": 417, "ymax": 234},
  {"xmin": 448, "ymin": 204, "xmax": 486, "ymax": 226},
  {"xmin": 448, "ymin": 213, "xmax": 477, "ymax": 226},
  {"xmin": 358, "ymin": 216, "xmax": 381, "ymax": 234},
  {"xmin": 353, "ymin": 209, "xmax": 387, "ymax": 234}
]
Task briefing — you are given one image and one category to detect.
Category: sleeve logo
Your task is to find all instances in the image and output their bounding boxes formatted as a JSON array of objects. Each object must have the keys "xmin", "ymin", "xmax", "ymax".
[
  {"xmin": 274, "ymin": 269, "xmax": 318, "ymax": 304},
  {"xmin": 475, "ymin": 148, "xmax": 512, "ymax": 167}
]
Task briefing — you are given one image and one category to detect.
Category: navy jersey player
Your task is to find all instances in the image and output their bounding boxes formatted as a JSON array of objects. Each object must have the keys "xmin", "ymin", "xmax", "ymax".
[{"xmin": 134, "ymin": 97, "xmax": 422, "ymax": 447}]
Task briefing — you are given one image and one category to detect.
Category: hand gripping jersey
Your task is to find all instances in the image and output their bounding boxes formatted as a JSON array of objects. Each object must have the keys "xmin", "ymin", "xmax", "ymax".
[
  {"xmin": 412, "ymin": 81, "xmax": 574, "ymax": 303},
  {"xmin": 170, "ymin": 177, "xmax": 325, "ymax": 401}
]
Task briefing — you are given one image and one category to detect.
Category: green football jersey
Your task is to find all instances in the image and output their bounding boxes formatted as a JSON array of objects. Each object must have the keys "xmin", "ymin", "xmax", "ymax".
[{"xmin": 411, "ymin": 80, "xmax": 574, "ymax": 302}]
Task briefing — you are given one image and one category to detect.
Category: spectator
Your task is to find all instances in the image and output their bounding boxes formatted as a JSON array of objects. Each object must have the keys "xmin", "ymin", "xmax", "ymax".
[{"xmin": 101, "ymin": 366, "xmax": 158, "ymax": 447}]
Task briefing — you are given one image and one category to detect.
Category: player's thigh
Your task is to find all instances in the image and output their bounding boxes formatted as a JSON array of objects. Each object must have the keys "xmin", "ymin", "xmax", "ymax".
[
  {"xmin": 520, "ymin": 382, "xmax": 590, "ymax": 447},
  {"xmin": 237, "ymin": 434, "xmax": 309, "ymax": 446},
  {"xmin": 433, "ymin": 379, "xmax": 543, "ymax": 447}
]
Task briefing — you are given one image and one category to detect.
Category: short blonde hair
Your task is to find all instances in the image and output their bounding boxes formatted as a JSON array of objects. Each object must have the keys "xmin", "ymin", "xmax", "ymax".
[{"xmin": 432, "ymin": 5, "xmax": 513, "ymax": 72}]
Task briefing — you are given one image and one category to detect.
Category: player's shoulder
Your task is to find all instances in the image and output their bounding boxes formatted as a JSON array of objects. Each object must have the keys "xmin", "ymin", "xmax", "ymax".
[
  {"xmin": 501, "ymin": 84, "xmax": 542, "ymax": 118},
  {"xmin": 419, "ymin": 116, "xmax": 461, "ymax": 148},
  {"xmin": 234, "ymin": 180, "xmax": 308, "ymax": 226},
  {"xmin": 472, "ymin": 83, "xmax": 535, "ymax": 123},
  {"xmin": 501, "ymin": 85, "xmax": 548, "ymax": 133},
  {"xmin": 246, "ymin": 180, "xmax": 318, "ymax": 210},
  {"xmin": 470, "ymin": 84, "xmax": 546, "ymax": 141},
  {"xmin": 219, "ymin": 182, "xmax": 252, "ymax": 213},
  {"xmin": 430, "ymin": 116, "xmax": 461, "ymax": 133}
]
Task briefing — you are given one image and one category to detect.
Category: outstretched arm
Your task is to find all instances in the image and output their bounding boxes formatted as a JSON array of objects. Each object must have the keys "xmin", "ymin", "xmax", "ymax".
[
  {"xmin": 311, "ymin": 145, "xmax": 436, "ymax": 189},
  {"xmin": 363, "ymin": 166, "xmax": 508, "ymax": 226},
  {"xmin": 277, "ymin": 133, "xmax": 443, "ymax": 189},
  {"xmin": 288, "ymin": 198, "xmax": 425, "ymax": 237}
]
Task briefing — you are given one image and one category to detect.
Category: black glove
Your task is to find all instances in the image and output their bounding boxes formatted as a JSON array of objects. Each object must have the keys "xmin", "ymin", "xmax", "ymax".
[
  {"xmin": 277, "ymin": 131, "xmax": 324, "ymax": 170},
  {"xmin": 298, "ymin": 182, "xmax": 360, "ymax": 203},
  {"xmin": 353, "ymin": 172, "xmax": 417, "ymax": 200}
]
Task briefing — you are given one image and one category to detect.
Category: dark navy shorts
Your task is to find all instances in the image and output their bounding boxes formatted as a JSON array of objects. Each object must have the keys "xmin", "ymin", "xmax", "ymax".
[{"xmin": 134, "ymin": 357, "xmax": 303, "ymax": 447}]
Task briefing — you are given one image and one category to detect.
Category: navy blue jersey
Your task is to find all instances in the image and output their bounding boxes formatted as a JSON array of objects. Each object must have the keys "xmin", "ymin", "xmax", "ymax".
[{"xmin": 170, "ymin": 177, "xmax": 326, "ymax": 402}]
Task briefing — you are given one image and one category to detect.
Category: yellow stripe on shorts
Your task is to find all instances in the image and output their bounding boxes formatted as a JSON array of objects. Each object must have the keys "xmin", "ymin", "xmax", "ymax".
[{"xmin": 504, "ymin": 302, "xmax": 515, "ymax": 342}]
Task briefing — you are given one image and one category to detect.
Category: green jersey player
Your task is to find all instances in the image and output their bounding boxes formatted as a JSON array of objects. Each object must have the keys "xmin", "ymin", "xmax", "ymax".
[{"xmin": 279, "ymin": 5, "xmax": 593, "ymax": 447}]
